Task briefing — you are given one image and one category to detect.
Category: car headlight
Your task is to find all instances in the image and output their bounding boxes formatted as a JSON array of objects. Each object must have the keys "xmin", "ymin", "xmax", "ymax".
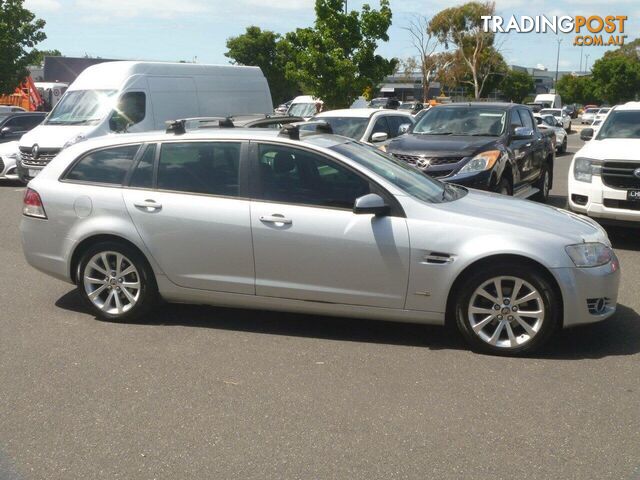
[
  {"xmin": 62, "ymin": 134, "xmax": 86, "ymax": 150},
  {"xmin": 565, "ymin": 242, "xmax": 613, "ymax": 267},
  {"xmin": 573, "ymin": 157, "xmax": 602, "ymax": 183},
  {"xmin": 458, "ymin": 150, "xmax": 501, "ymax": 174}
]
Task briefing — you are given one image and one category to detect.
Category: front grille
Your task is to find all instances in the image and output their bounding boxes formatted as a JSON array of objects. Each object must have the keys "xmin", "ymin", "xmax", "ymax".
[
  {"xmin": 392, "ymin": 153, "xmax": 463, "ymax": 166},
  {"xmin": 601, "ymin": 161, "xmax": 640, "ymax": 189},
  {"xmin": 603, "ymin": 199, "xmax": 640, "ymax": 211},
  {"xmin": 19, "ymin": 147, "xmax": 60, "ymax": 167},
  {"xmin": 587, "ymin": 297, "xmax": 612, "ymax": 315}
]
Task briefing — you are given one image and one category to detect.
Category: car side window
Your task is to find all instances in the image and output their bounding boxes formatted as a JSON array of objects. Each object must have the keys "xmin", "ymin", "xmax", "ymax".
[
  {"xmin": 385, "ymin": 116, "xmax": 402, "ymax": 138},
  {"xmin": 129, "ymin": 144, "xmax": 156, "ymax": 189},
  {"xmin": 109, "ymin": 92, "xmax": 146, "ymax": 131},
  {"xmin": 370, "ymin": 116, "xmax": 390, "ymax": 139},
  {"xmin": 256, "ymin": 144, "xmax": 370, "ymax": 209},
  {"xmin": 65, "ymin": 144, "xmax": 141, "ymax": 185},
  {"xmin": 157, "ymin": 142, "xmax": 241, "ymax": 197},
  {"xmin": 519, "ymin": 109, "xmax": 534, "ymax": 130},
  {"xmin": 510, "ymin": 110, "xmax": 523, "ymax": 131}
]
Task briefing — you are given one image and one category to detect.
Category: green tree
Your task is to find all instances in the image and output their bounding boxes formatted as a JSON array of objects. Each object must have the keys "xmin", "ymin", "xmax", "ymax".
[
  {"xmin": 282, "ymin": 0, "xmax": 397, "ymax": 108},
  {"xmin": 31, "ymin": 48, "xmax": 61, "ymax": 65},
  {"xmin": 0, "ymin": 0, "xmax": 47, "ymax": 94},
  {"xmin": 428, "ymin": 1, "xmax": 499, "ymax": 99},
  {"xmin": 591, "ymin": 53, "xmax": 640, "ymax": 104},
  {"xmin": 556, "ymin": 74, "xmax": 601, "ymax": 105},
  {"xmin": 225, "ymin": 26, "xmax": 298, "ymax": 106},
  {"xmin": 500, "ymin": 69, "xmax": 534, "ymax": 103}
]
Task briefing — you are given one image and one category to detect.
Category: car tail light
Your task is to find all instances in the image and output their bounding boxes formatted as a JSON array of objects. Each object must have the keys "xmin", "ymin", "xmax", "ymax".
[{"xmin": 23, "ymin": 188, "xmax": 47, "ymax": 219}]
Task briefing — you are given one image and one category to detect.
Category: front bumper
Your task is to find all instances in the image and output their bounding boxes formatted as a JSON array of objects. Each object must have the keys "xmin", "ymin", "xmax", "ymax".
[
  {"xmin": 568, "ymin": 173, "xmax": 640, "ymax": 224},
  {"xmin": 442, "ymin": 169, "xmax": 493, "ymax": 190},
  {"xmin": 552, "ymin": 258, "xmax": 620, "ymax": 327},
  {"xmin": 16, "ymin": 160, "xmax": 43, "ymax": 183}
]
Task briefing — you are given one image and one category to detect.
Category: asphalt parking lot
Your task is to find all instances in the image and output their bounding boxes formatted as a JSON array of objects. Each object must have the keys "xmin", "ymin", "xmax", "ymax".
[{"xmin": 0, "ymin": 132, "xmax": 638, "ymax": 480}]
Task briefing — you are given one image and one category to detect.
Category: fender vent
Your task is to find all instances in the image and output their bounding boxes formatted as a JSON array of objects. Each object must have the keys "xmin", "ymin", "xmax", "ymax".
[
  {"xmin": 423, "ymin": 252, "xmax": 454, "ymax": 264},
  {"xmin": 586, "ymin": 297, "xmax": 611, "ymax": 315}
]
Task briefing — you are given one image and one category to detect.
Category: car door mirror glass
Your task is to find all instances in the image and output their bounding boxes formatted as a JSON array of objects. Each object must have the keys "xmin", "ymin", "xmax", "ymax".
[
  {"xmin": 0, "ymin": 126, "xmax": 9, "ymax": 136},
  {"xmin": 513, "ymin": 127, "xmax": 534, "ymax": 139},
  {"xmin": 580, "ymin": 128, "xmax": 594, "ymax": 141},
  {"xmin": 371, "ymin": 132, "xmax": 388, "ymax": 143},
  {"xmin": 353, "ymin": 193, "xmax": 390, "ymax": 216}
]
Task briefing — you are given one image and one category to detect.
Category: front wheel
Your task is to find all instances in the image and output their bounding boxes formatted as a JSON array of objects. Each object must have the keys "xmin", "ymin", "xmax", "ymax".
[
  {"xmin": 494, "ymin": 177, "xmax": 512, "ymax": 196},
  {"xmin": 77, "ymin": 241, "xmax": 158, "ymax": 322},
  {"xmin": 534, "ymin": 165, "xmax": 550, "ymax": 202},
  {"xmin": 454, "ymin": 264, "xmax": 560, "ymax": 356},
  {"xmin": 559, "ymin": 136, "xmax": 567, "ymax": 154}
]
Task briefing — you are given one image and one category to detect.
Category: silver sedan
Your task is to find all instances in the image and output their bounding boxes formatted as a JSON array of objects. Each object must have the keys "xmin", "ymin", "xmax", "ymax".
[{"xmin": 20, "ymin": 128, "xmax": 620, "ymax": 355}]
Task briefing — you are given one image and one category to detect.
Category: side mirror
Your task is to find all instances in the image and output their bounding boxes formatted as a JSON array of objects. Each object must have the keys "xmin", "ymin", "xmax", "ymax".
[
  {"xmin": 353, "ymin": 193, "xmax": 390, "ymax": 216},
  {"xmin": 513, "ymin": 127, "xmax": 534, "ymax": 139},
  {"xmin": 399, "ymin": 123, "xmax": 411, "ymax": 134},
  {"xmin": 371, "ymin": 132, "xmax": 388, "ymax": 143},
  {"xmin": 556, "ymin": 121, "xmax": 563, "ymax": 127},
  {"xmin": 580, "ymin": 128, "xmax": 594, "ymax": 141},
  {"xmin": 109, "ymin": 112, "xmax": 131, "ymax": 133},
  {"xmin": 0, "ymin": 126, "xmax": 9, "ymax": 137}
]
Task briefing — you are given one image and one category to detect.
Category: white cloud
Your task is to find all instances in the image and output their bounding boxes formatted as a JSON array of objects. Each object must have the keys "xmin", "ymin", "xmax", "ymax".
[
  {"xmin": 74, "ymin": 0, "xmax": 210, "ymax": 18},
  {"xmin": 24, "ymin": 0, "xmax": 62, "ymax": 11}
]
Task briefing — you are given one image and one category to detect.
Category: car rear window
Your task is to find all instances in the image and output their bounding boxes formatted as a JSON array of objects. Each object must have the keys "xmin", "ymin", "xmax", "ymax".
[{"xmin": 65, "ymin": 144, "xmax": 141, "ymax": 185}]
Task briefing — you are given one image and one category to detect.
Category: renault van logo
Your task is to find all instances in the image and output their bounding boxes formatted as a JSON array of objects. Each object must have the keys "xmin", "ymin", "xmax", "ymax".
[
  {"xmin": 32, "ymin": 144, "xmax": 40, "ymax": 159},
  {"xmin": 634, "ymin": 168, "xmax": 640, "ymax": 179}
]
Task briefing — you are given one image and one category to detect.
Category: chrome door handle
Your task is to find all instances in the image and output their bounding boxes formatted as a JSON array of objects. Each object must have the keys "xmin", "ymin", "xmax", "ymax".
[
  {"xmin": 134, "ymin": 200, "xmax": 162, "ymax": 212},
  {"xmin": 260, "ymin": 215, "xmax": 292, "ymax": 225}
]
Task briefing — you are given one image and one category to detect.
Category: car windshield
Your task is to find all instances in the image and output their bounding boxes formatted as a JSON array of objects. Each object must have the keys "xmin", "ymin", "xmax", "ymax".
[
  {"xmin": 302, "ymin": 116, "xmax": 368, "ymax": 139},
  {"xmin": 330, "ymin": 140, "xmax": 464, "ymax": 204},
  {"xmin": 288, "ymin": 103, "xmax": 317, "ymax": 118},
  {"xmin": 369, "ymin": 99, "xmax": 388, "ymax": 107},
  {"xmin": 45, "ymin": 89, "xmax": 118, "ymax": 126},
  {"xmin": 540, "ymin": 109, "xmax": 562, "ymax": 117},
  {"xmin": 412, "ymin": 106, "xmax": 506, "ymax": 136},
  {"xmin": 596, "ymin": 110, "xmax": 640, "ymax": 139},
  {"xmin": 398, "ymin": 104, "xmax": 414, "ymax": 110},
  {"xmin": 598, "ymin": 108, "xmax": 610, "ymax": 114}
]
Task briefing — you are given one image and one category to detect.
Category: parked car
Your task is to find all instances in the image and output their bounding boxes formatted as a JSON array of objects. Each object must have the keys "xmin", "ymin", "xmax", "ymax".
[
  {"xmin": 369, "ymin": 97, "xmax": 401, "ymax": 109},
  {"xmin": 594, "ymin": 107, "xmax": 611, "ymax": 122},
  {"xmin": 302, "ymin": 108, "xmax": 413, "ymax": 145},
  {"xmin": 274, "ymin": 100, "xmax": 292, "ymax": 115},
  {"xmin": 0, "ymin": 112, "xmax": 45, "ymax": 144},
  {"xmin": 534, "ymin": 113, "xmax": 568, "ymax": 153},
  {"xmin": 386, "ymin": 103, "xmax": 556, "ymax": 201},
  {"xmin": 287, "ymin": 95, "xmax": 322, "ymax": 120},
  {"xmin": 569, "ymin": 102, "xmax": 640, "ymax": 224},
  {"xmin": 0, "ymin": 141, "xmax": 20, "ymax": 180},
  {"xmin": 20, "ymin": 126, "xmax": 620, "ymax": 356},
  {"xmin": 581, "ymin": 107, "xmax": 600, "ymax": 124},
  {"xmin": 185, "ymin": 115, "xmax": 304, "ymax": 130},
  {"xmin": 0, "ymin": 106, "xmax": 26, "ymax": 113},
  {"xmin": 563, "ymin": 104, "xmax": 578, "ymax": 119},
  {"xmin": 17, "ymin": 61, "xmax": 274, "ymax": 183},
  {"xmin": 539, "ymin": 108, "xmax": 571, "ymax": 131},
  {"xmin": 398, "ymin": 102, "xmax": 424, "ymax": 115}
]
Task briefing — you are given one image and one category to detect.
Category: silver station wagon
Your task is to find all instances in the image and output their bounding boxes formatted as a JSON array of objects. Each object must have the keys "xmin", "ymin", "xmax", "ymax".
[{"xmin": 20, "ymin": 123, "xmax": 620, "ymax": 355}]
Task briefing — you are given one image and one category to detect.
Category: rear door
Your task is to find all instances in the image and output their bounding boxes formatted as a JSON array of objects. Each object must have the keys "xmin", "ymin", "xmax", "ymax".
[
  {"xmin": 518, "ymin": 108, "xmax": 545, "ymax": 181},
  {"xmin": 508, "ymin": 110, "xmax": 535, "ymax": 186},
  {"xmin": 122, "ymin": 140, "xmax": 255, "ymax": 294}
]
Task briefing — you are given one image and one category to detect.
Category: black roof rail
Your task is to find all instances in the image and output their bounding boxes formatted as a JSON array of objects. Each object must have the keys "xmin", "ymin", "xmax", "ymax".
[
  {"xmin": 165, "ymin": 117, "xmax": 235, "ymax": 134},
  {"xmin": 278, "ymin": 121, "xmax": 333, "ymax": 140},
  {"xmin": 166, "ymin": 119, "xmax": 187, "ymax": 135}
]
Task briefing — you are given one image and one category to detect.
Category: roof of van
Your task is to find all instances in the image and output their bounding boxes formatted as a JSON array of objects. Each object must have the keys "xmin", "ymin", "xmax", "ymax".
[{"xmin": 69, "ymin": 61, "xmax": 266, "ymax": 91}]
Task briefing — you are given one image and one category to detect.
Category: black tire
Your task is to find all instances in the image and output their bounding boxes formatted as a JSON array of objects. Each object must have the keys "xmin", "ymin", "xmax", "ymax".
[
  {"xmin": 76, "ymin": 241, "xmax": 158, "ymax": 322},
  {"xmin": 534, "ymin": 164, "xmax": 550, "ymax": 202},
  {"xmin": 560, "ymin": 136, "xmax": 567, "ymax": 154},
  {"xmin": 454, "ymin": 263, "xmax": 560, "ymax": 356},
  {"xmin": 566, "ymin": 122, "xmax": 572, "ymax": 133},
  {"xmin": 494, "ymin": 177, "xmax": 512, "ymax": 196}
]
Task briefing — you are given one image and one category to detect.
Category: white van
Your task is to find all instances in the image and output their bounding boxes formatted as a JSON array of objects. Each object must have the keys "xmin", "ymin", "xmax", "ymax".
[
  {"xmin": 34, "ymin": 82, "xmax": 69, "ymax": 110},
  {"xmin": 534, "ymin": 94, "xmax": 562, "ymax": 109},
  {"xmin": 287, "ymin": 95, "xmax": 322, "ymax": 120},
  {"xmin": 18, "ymin": 61, "xmax": 272, "ymax": 181}
]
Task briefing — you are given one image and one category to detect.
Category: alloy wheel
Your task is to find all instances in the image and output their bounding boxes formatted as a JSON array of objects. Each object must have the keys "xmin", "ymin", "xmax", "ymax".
[
  {"xmin": 467, "ymin": 276, "xmax": 545, "ymax": 349},
  {"xmin": 83, "ymin": 251, "xmax": 141, "ymax": 315}
]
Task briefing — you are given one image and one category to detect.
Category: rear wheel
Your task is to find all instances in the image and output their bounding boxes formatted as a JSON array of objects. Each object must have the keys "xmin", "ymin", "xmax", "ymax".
[
  {"xmin": 535, "ymin": 165, "xmax": 550, "ymax": 202},
  {"xmin": 559, "ymin": 136, "xmax": 567, "ymax": 154},
  {"xmin": 454, "ymin": 264, "xmax": 560, "ymax": 356},
  {"xmin": 77, "ymin": 241, "xmax": 158, "ymax": 322}
]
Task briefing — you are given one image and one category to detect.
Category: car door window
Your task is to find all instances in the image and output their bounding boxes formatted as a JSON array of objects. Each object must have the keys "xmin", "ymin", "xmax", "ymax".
[
  {"xmin": 370, "ymin": 116, "xmax": 390, "ymax": 140},
  {"xmin": 3, "ymin": 117, "xmax": 28, "ymax": 132},
  {"xmin": 129, "ymin": 144, "xmax": 156, "ymax": 189},
  {"xmin": 157, "ymin": 142, "xmax": 241, "ymax": 197},
  {"xmin": 65, "ymin": 144, "xmax": 141, "ymax": 184},
  {"xmin": 510, "ymin": 110, "xmax": 523, "ymax": 132},
  {"xmin": 256, "ymin": 144, "xmax": 370, "ymax": 209},
  {"xmin": 109, "ymin": 92, "xmax": 146, "ymax": 131},
  {"xmin": 385, "ymin": 116, "xmax": 402, "ymax": 138},
  {"xmin": 518, "ymin": 109, "xmax": 534, "ymax": 130}
]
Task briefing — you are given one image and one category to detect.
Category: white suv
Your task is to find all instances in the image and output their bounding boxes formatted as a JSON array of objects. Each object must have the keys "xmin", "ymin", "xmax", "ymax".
[{"xmin": 569, "ymin": 102, "xmax": 640, "ymax": 223}]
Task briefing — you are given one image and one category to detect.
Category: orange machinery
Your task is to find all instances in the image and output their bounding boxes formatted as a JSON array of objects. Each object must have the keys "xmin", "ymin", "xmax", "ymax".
[{"xmin": 0, "ymin": 76, "xmax": 43, "ymax": 111}]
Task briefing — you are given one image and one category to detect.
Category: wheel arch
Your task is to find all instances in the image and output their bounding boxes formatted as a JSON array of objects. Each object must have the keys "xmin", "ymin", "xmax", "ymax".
[
  {"xmin": 70, "ymin": 233, "xmax": 155, "ymax": 285},
  {"xmin": 444, "ymin": 253, "xmax": 564, "ymax": 328}
]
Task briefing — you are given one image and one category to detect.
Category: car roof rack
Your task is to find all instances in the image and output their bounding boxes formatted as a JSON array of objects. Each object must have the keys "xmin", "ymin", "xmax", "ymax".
[
  {"xmin": 278, "ymin": 121, "xmax": 333, "ymax": 140},
  {"xmin": 165, "ymin": 117, "xmax": 235, "ymax": 135}
]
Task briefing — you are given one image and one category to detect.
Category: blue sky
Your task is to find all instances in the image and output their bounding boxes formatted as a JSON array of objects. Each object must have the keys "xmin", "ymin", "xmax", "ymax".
[{"xmin": 25, "ymin": 0, "xmax": 639, "ymax": 73}]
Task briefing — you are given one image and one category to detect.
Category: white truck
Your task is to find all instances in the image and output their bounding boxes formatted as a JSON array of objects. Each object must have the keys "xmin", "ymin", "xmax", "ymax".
[
  {"xmin": 18, "ymin": 61, "xmax": 273, "ymax": 182},
  {"xmin": 568, "ymin": 102, "xmax": 640, "ymax": 224},
  {"xmin": 534, "ymin": 93, "xmax": 562, "ymax": 109}
]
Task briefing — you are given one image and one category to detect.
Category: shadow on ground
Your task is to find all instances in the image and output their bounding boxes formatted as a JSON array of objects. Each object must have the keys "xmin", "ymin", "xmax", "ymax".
[
  {"xmin": 0, "ymin": 180, "xmax": 24, "ymax": 188},
  {"xmin": 56, "ymin": 290, "xmax": 640, "ymax": 360}
]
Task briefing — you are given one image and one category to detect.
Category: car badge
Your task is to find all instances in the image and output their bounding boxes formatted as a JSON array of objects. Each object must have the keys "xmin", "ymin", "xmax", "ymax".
[
  {"xmin": 634, "ymin": 168, "xmax": 640, "ymax": 180},
  {"xmin": 32, "ymin": 144, "xmax": 40, "ymax": 160},
  {"xmin": 417, "ymin": 156, "xmax": 431, "ymax": 169}
]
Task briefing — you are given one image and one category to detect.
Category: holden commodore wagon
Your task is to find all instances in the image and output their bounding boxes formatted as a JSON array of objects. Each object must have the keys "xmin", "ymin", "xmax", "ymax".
[{"xmin": 20, "ymin": 124, "xmax": 620, "ymax": 355}]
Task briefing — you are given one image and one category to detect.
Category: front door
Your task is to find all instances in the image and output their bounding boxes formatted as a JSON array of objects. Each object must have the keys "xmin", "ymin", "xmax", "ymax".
[
  {"xmin": 122, "ymin": 141, "xmax": 255, "ymax": 294},
  {"xmin": 249, "ymin": 142, "xmax": 410, "ymax": 308}
]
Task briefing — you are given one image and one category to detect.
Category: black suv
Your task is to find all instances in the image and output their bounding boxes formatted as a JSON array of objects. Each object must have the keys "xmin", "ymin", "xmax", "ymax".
[
  {"xmin": 385, "ymin": 103, "xmax": 555, "ymax": 201},
  {"xmin": 0, "ymin": 112, "xmax": 46, "ymax": 144}
]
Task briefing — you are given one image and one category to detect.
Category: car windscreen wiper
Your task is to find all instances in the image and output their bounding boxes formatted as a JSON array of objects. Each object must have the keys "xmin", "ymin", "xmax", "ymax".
[{"xmin": 422, "ymin": 132, "xmax": 455, "ymax": 135}]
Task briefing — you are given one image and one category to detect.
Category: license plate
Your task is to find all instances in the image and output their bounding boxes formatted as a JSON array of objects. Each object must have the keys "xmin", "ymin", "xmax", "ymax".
[
  {"xmin": 28, "ymin": 169, "xmax": 40, "ymax": 178},
  {"xmin": 627, "ymin": 189, "xmax": 640, "ymax": 201}
]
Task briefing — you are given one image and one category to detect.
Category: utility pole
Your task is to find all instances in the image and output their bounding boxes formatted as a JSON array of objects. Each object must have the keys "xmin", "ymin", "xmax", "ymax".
[
  {"xmin": 579, "ymin": 44, "xmax": 583, "ymax": 73},
  {"xmin": 554, "ymin": 38, "xmax": 562, "ymax": 90},
  {"xmin": 585, "ymin": 54, "xmax": 590, "ymax": 72},
  {"xmin": 344, "ymin": 0, "xmax": 347, "ymax": 13}
]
